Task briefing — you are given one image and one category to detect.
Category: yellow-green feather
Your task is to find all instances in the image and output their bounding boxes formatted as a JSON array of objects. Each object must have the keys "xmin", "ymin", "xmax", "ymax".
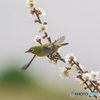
[
  {"xmin": 28, "ymin": 43, "xmax": 68, "ymax": 57},
  {"xmin": 29, "ymin": 45, "xmax": 42, "ymax": 56}
]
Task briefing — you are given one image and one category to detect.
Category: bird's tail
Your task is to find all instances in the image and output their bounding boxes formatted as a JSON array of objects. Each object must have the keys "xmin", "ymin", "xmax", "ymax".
[{"xmin": 61, "ymin": 43, "xmax": 69, "ymax": 46}]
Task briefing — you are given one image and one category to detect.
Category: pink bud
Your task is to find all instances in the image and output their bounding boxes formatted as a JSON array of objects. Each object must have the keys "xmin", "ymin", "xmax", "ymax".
[
  {"xmin": 76, "ymin": 62, "xmax": 79, "ymax": 65},
  {"xmin": 69, "ymin": 56, "xmax": 73, "ymax": 60},
  {"xmin": 43, "ymin": 22, "xmax": 47, "ymax": 25},
  {"xmin": 84, "ymin": 86, "xmax": 88, "ymax": 90},
  {"xmin": 85, "ymin": 71, "xmax": 88, "ymax": 73},
  {"xmin": 34, "ymin": 20, "xmax": 39, "ymax": 23},
  {"xmin": 43, "ymin": 35, "xmax": 46, "ymax": 39}
]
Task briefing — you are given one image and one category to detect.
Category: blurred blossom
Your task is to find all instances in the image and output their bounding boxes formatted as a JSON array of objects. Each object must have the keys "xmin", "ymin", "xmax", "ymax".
[
  {"xmin": 75, "ymin": 77, "xmax": 83, "ymax": 85},
  {"xmin": 65, "ymin": 53, "xmax": 77, "ymax": 62},
  {"xmin": 26, "ymin": 0, "xmax": 35, "ymax": 10},
  {"xmin": 79, "ymin": 63, "xmax": 85, "ymax": 71},
  {"xmin": 65, "ymin": 53, "xmax": 77, "ymax": 66},
  {"xmin": 29, "ymin": 10, "xmax": 35, "ymax": 17},
  {"xmin": 59, "ymin": 67, "xmax": 71, "ymax": 79},
  {"xmin": 38, "ymin": 7, "xmax": 46, "ymax": 16},
  {"xmin": 71, "ymin": 63, "xmax": 85, "ymax": 72},
  {"xmin": 38, "ymin": 24, "xmax": 48, "ymax": 33},
  {"xmin": 46, "ymin": 57, "xmax": 57, "ymax": 64},
  {"xmin": 71, "ymin": 64, "xmax": 79, "ymax": 72},
  {"xmin": 34, "ymin": 36, "xmax": 41, "ymax": 43},
  {"xmin": 82, "ymin": 73, "xmax": 90, "ymax": 80},
  {"xmin": 89, "ymin": 71, "xmax": 100, "ymax": 81}
]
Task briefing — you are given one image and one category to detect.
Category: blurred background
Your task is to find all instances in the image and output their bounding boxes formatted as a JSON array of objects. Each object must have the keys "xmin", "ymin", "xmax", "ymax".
[{"xmin": 0, "ymin": 0, "xmax": 100, "ymax": 100}]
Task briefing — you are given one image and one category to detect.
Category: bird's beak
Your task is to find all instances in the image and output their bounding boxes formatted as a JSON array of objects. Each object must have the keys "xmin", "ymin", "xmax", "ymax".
[{"xmin": 25, "ymin": 51, "xmax": 29, "ymax": 53}]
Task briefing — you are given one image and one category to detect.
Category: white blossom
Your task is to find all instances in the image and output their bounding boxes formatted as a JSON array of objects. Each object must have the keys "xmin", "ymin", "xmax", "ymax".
[
  {"xmin": 65, "ymin": 53, "xmax": 77, "ymax": 62},
  {"xmin": 38, "ymin": 7, "xmax": 46, "ymax": 16},
  {"xmin": 71, "ymin": 63, "xmax": 85, "ymax": 72},
  {"xmin": 34, "ymin": 36, "xmax": 41, "ymax": 43},
  {"xmin": 29, "ymin": 10, "xmax": 35, "ymax": 17},
  {"xmin": 89, "ymin": 71, "xmax": 100, "ymax": 81},
  {"xmin": 75, "ymin": 77, "xmax": 83, "ymax": 85},
  {"xmin": 65, "ymin": 53, "xmax": 77, "ymax": 67},
  {"xmin": 59, "ymin": 67, "xmax": 71, "ymax": 79},
  {"xmin": 46, "ymin": 57, "xmax": 57, "ymax": 64},
  {"xmin": 38, "ymin": 24, "xmax": 48, "ymax": 33},
  {"xmin": 26, "ymin": 0, "xmax": 35, "ymax": 10},
  {"xmin": 82, "ymin": 73, "xmax": 90, "ymax": 80}
]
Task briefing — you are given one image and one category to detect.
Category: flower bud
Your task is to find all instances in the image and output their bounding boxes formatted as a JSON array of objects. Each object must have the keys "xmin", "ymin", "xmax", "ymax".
[
  {"xmin": 47, "ymin": 36, "xmax": 51, "ymax": 43},
  {"xmin": 35, "ymin": 20, "xmax": 39, "ymax": 23},
  {"xmin": 43, "ymin": 22, "xmax": 47, "ymax": 25},
  {"xmin": 84, "ymin": 86, "xmax": 88, "ymax": 90},
  {"xmin": 69, "ymin": 56, "xmax": 73, "ymax": 60}
]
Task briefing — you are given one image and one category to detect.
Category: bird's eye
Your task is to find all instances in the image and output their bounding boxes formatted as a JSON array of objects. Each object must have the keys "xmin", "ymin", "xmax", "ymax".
[{"xmin": 31, "ymin": 49, "xmax": 34, "ymax": 52}]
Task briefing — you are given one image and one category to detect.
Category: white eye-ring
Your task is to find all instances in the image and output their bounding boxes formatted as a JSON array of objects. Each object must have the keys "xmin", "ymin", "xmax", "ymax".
[{"xmin": 31, "ymin": 49, "xmax": 34, "ymax": 52}]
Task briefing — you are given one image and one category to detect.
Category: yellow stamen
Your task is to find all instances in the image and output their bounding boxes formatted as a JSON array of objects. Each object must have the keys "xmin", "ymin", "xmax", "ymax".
[
  {"xmin": 74, "ymin": 65, "xmax": 78, "ymax": 69},
  {"xmin": 30, "ymin": 11, "xmax": 34, "ymax": 15},
  {"xmin": 85, "ymin": 76, "xmax": 89, "ymax": 80},
  {"xmin": 41, "ymin": 26, "xmax": 45, "ymax": 31},
  {"xmin": 28, "ymin": 3, "xmax": 34, "ymax": 8},
  {"xmin": 29, "ymin": 0, "xmax": 33, "ymax": 2},
  {"xmin": 64, "ymin": 71, "xmax": 68, "ymax": 75},
  {"xmin": 92, "ymin": 73, "xmax": 96, "ymax": 78}
]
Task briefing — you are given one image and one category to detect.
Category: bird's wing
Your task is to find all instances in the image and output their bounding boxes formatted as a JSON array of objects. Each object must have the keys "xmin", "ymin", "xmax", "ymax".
[
  {"xmin": 53, "ymin": 36, "xmax": 65, "ymax": 45},
  {"xmin": 42, "ymin": 43, "xmax": 53, "ymax": 50}
]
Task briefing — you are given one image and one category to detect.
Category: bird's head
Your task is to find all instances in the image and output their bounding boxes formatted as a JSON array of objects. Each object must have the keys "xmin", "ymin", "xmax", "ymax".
[
  {"xmin": 25, "ymin": 47, "xmax": 35, "ymax": 54},
  {"xmin": 25, "ymin": 46, "xmax": 41, "ymax": 56}
]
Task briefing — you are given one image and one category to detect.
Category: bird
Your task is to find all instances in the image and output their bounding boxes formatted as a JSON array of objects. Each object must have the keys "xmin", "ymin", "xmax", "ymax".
[{"xmin": 19, "ymin": 36, "xmax": 69, "ymax": 72}]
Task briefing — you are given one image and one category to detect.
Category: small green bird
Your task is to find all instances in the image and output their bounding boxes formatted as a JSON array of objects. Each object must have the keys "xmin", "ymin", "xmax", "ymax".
[{"xmin": 19, "ymin": 36, "xmax": 69, "ymax": 72}]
